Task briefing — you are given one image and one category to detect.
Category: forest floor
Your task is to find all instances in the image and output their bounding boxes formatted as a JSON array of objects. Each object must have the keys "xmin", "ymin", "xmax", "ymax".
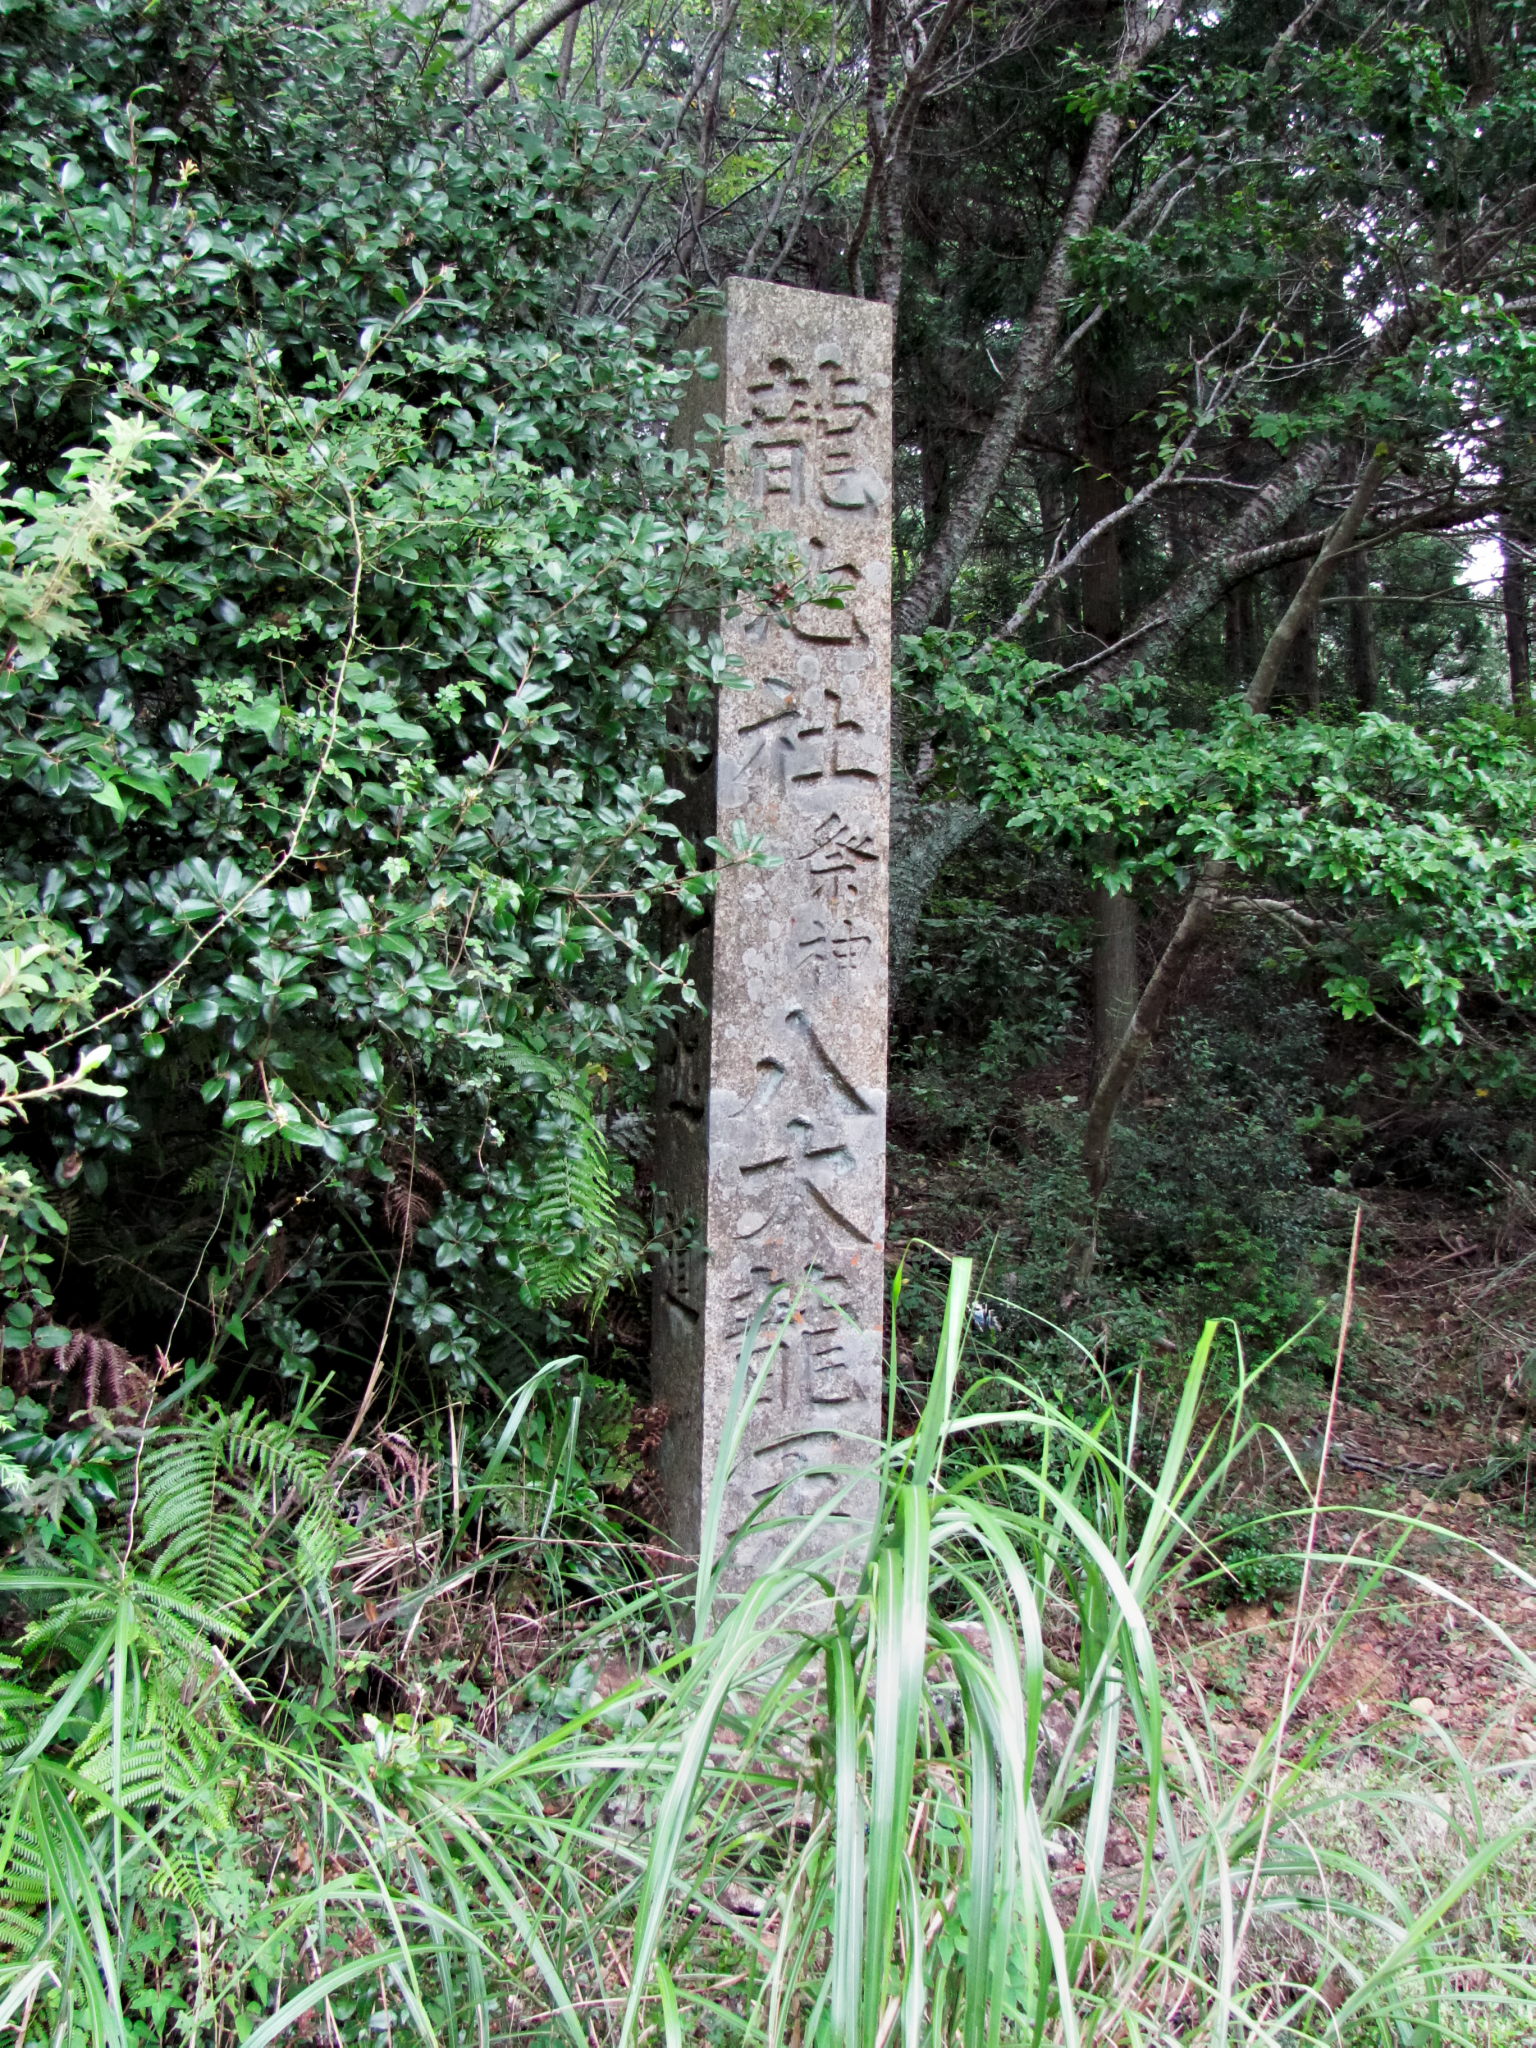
[
  {"xmin": 886, "ymin": 1118, "xmax": 1536, "ymax": 1772},
  {"xmin": 1171, "ymin": 1189, "xmax": 1536, "ymax": 1772}
]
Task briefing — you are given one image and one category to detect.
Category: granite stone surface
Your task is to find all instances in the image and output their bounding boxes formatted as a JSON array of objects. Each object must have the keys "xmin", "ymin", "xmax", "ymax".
[{"xmin": 651, "ymin": 278, "xmax": 893, "ymax": 1580}]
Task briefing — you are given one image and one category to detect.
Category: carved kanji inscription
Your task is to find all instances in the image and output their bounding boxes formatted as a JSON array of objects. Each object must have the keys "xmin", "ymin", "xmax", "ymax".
[
  {"xmin": 650, "ymin": 279, "xmax": 891, "ymax": 1586},
  {"xmin": 796, "ymin": 913, "xmax": 875, "ymax": 981},
  {"xmin": 745, "ymin": 347, "xmax": 887, "ymax": 517}
]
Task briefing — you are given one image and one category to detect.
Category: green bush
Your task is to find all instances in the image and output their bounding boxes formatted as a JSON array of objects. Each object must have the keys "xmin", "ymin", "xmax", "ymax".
[{"xmin": 0, "ymin": 0, "xmax": 764, "ymax": 1398}]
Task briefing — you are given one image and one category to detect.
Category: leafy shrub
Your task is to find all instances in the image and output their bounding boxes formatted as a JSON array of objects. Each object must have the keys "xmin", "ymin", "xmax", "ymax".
[
  {"xmin": 1195, "ymin": 1507, "xmax": 1306, "ymax": 1608},
  {"xmin": 0, "ymin": 0, "xmax": 766, "ymax": 1399},
  {"xmin": 898, "ymin": 863, "xmax": 1082, "ymax": 1082}
]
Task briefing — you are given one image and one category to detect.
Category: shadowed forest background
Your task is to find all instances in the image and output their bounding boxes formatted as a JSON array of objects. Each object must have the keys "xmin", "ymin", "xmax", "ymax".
[{"xmin": 4, "ymin": 0, "xmax": 1536, "ymax": 2041}]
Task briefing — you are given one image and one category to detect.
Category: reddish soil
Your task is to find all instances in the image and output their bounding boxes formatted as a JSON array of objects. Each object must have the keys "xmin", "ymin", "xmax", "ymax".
[{"xmin": 1165, "ymin": 1187, "xmax": 1536, "ymax": 1765}]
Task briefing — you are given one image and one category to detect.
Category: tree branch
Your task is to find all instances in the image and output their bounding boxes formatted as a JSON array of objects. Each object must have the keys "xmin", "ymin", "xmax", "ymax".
[
  {"xmin": 894, "ymin": 2, "xmax": 1182, "ymax": 636},
  {"xmin": 1244, "ymin": 453, "xmax": 1388, "ymax": 711},
  {"xmin": 467, "ymin": 0, "xmax": 596, "ymax": 107},
  {"xmin": 1085, "ymin": 437, "xmax": 1339, "ymax": 693},
  {"xmin": 459, "ymin": 0, "xmax": 524, "ymax": 61},
  {"xmin": 1079, "ymin": 449, "xmax": 1388, "ymax": 1195}
]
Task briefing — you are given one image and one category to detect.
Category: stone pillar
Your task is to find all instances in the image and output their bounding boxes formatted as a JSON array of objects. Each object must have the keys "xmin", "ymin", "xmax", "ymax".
[{"xmin": 652, "ymin": 278, "xmax": 893, "ymax": 1581}]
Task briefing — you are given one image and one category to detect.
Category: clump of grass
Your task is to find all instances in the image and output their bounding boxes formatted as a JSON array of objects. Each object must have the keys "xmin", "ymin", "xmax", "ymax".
[{"xmin": 3, "ymin": 1258, "xmax": 1535, "ymax": 2046}]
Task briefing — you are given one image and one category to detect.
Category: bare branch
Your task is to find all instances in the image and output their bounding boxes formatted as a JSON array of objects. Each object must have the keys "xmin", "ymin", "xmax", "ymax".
[
  {"xmin": 467, "ymin": 0, "xmax": 597, "ymax": 108},
  {"xmin": 895, "ymin": 1, "xmax": 1186, "ymax": 635}
]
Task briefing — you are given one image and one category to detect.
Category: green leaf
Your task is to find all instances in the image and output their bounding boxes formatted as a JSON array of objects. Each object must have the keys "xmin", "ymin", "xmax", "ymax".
[{"xmin": 231, "ymin": 699, "xmax": 283, "ymax": 739}]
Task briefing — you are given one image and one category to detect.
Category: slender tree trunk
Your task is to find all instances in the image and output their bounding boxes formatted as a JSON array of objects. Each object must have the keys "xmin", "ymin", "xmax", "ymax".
[
  {"xmin": 920, "ymin": 434, "xmax": 950, "ymax": 552},
  {"xmin": 874, "ymin": 135, "xmax": 912, "ymax": 313},
  {"xmin": 1503, "ymin": 525, "xmax": 1532, "ymax": 718},
  {"xmin": 680, "ymin": 10, "xmax": 728, "ymax": 278},
  {"xmin": 847, "ymin": 0, "xmax": 971, "ymax": 320},
  {"xmin": 1092, "ymin": 880, "xmax": 1139, "ymax": 1087},
  {"xmin": 1082, "ymin": 859, "xmax": 1229, "ymax": 1195},
  {"xmin": 894, "ymin": 103, "xmax": 1128, "ymax": 636},
  {"xmin": 895, "ymin": 1, "xmax": 1181, "ymax": 636},
  {"xmin": 888, "ymin": 789, "xmax": 985, "ymax": 988},
  {"xmin": 1077, "ymin": 379, "xmax": 1139, "ymax": 1088},
  {"xmin": 851, "ymin": 0, "xmax": 893, "ymax": 299},
  {"xmin": 1038, "ymin": 467, "xmax": 1070, "ymax": 657},
  {"xmin": 1224, "ymin": 584, "xmax": 1244, "ymax": 689},
  {"xmin": 1076, "ymin": 378, "xmax": 1123, "ymax": 654},
  {"xmin": 885, "ymin": 5, "xmax": 1169, "ymax": 966},
  {"xmin": 1344, "ymin": 546, "xmax": 1377, "ymax": 710},
  {"xmin": 1081, "ymin": 452, "xmax": 1388, "ymax": 1195},
  {"xmin": 1273, "ymin": 555, "xmax": 1320, "ymax": 709},
  {"xmin": 1292, "ymin": 606, "xmax": 1320, "ymax": 710},
  {"xmin": 1224, "ymin": 580, "xmax": 1261, "ymax": 689}
]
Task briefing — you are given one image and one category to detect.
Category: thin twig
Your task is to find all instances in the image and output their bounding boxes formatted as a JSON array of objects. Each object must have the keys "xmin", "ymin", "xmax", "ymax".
[
  {"xmin": 1232, "ymin": 1203, "xmax": 1364, "ymax": 1968},
  {"xmin": 467, "ymin": 0, "xmax": 599, "ymax": 109}
]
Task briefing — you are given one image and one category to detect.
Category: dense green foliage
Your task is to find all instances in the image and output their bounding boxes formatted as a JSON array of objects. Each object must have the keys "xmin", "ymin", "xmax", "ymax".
[
  {"xmin": 920, "ymin": 644, "xmax": 1536, "ymax": 1049},
  {"xmin": 0, "ymin": 0, "xmax": 769, "ymax": 1390}
]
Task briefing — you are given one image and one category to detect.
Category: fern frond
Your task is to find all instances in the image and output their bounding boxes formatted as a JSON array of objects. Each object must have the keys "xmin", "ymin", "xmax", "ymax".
[
  {"xmin": 518, "ymin": 1083, "xmax": 636, "ymax": 1307},
  {"xmin": 293, "ymin": 1502, "xmax": 345, "ymax": 1585},
  {"xmin": 139, "ymin": 1400, "xmax": 343, "ymax": 1618},
  {"xmin": 0, "ymin": 1903, "xmax": 43, "ymax": 1948},
  {"xmin": 219, "ymin": 1405, "xmax": 330, "ymax": 1497},
  {"xmin": 74, "ymin": 1723, "xmax": 233, "ymax": 1828},
  {"xmin": 148, "ymin": 1846, "xmax": 220, "ymax": 1915}
]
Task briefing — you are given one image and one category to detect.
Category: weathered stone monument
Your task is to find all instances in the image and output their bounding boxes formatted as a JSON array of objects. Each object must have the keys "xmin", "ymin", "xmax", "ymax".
[{"xmin": 651, "ymin": 278, "xmax": 893, "ymax": 1580}]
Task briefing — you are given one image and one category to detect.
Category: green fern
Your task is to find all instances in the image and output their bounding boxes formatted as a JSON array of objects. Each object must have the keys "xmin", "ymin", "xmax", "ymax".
[
  {"xmin": 0, "ymin": 1903, "xmax": 41, "ymax": 1950},
  {"xmin": 139, "ymin": 1399, "xmax": 342, "ymax": 1618},
  {"xmin": 0, "ymin": 1403, "xmax": 356, "ymax": 1997},
  {"xmin": 508, "ymin": 1048, "xmax": 637, "ymax": 1307}
]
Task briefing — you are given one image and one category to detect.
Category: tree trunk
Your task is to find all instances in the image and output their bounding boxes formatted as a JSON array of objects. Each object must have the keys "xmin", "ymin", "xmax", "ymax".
[
  {"xmin": 1076, "ymin": 377, "xmax": 1123, "ymax": 653},
  {"xmin": 890, "ymin": 3, "xmax": 1208, "ymax": 638},
  {"xmin": 1224, "ymin": 584, "xmax": 1244, "ymax": 688},
  {"xmin": 1077, "ymin": 381, "xmax": 1139, "ymax": 1088},
  {"xmin": 1037, "ymin": 467, "xmax": 1070, "ymax": 658},
  {"xmin": 894, "ymin": 102, "xmax": 1127, "ymax": 637},
  {"xmin": 1503, "ymin": 525, "xmax": 1531, "ymax": 719},
  {"xmin": 888, "ymin": 788, "xmax": 986, "ymax": 989},
  {"xmin": 1088, "ymin": 438, "xmax": 1338, "ymax": 694},
  {"xmin": 1274, "ymin": 555, "xmax": 1320, "ymax": 710},
  {"xmin": 1083, "ymin": 859, "xmax": 1228, "ymax": 1194},
  {"xmin": 1344, "ymin": 545, "xmax": 1377, "ymax": 710},
  {"xmin": 1224, "ymin": 579, "xmax": 1261, "ymax": 689},
  {"xmin": 1091, "ymin": 879, "xmax": 1138, "ymax": 1087},
  {"xmin": 847, "ymin": 0, "xmax": 971, "ymax": 321},
  {"xmin": 1291, "ymin": 606, "xmax": 1320, "ymax": 711}
]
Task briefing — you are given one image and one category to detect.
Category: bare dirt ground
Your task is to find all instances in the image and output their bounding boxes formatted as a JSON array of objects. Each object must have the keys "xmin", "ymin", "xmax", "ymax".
[{"xmin": 1168, "ymin": 1186, "xmax": 1536, "ymax": 1767}]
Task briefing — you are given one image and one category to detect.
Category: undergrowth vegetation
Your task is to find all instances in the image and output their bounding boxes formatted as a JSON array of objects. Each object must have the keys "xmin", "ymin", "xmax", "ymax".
[
  {"xmin": 2, "ymin": 1260, "xmax": 1533, "ymax": 2046},
  {"xmin": 893, "ymin": 854, "xmax": 1356, "ymax": 1382}
]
